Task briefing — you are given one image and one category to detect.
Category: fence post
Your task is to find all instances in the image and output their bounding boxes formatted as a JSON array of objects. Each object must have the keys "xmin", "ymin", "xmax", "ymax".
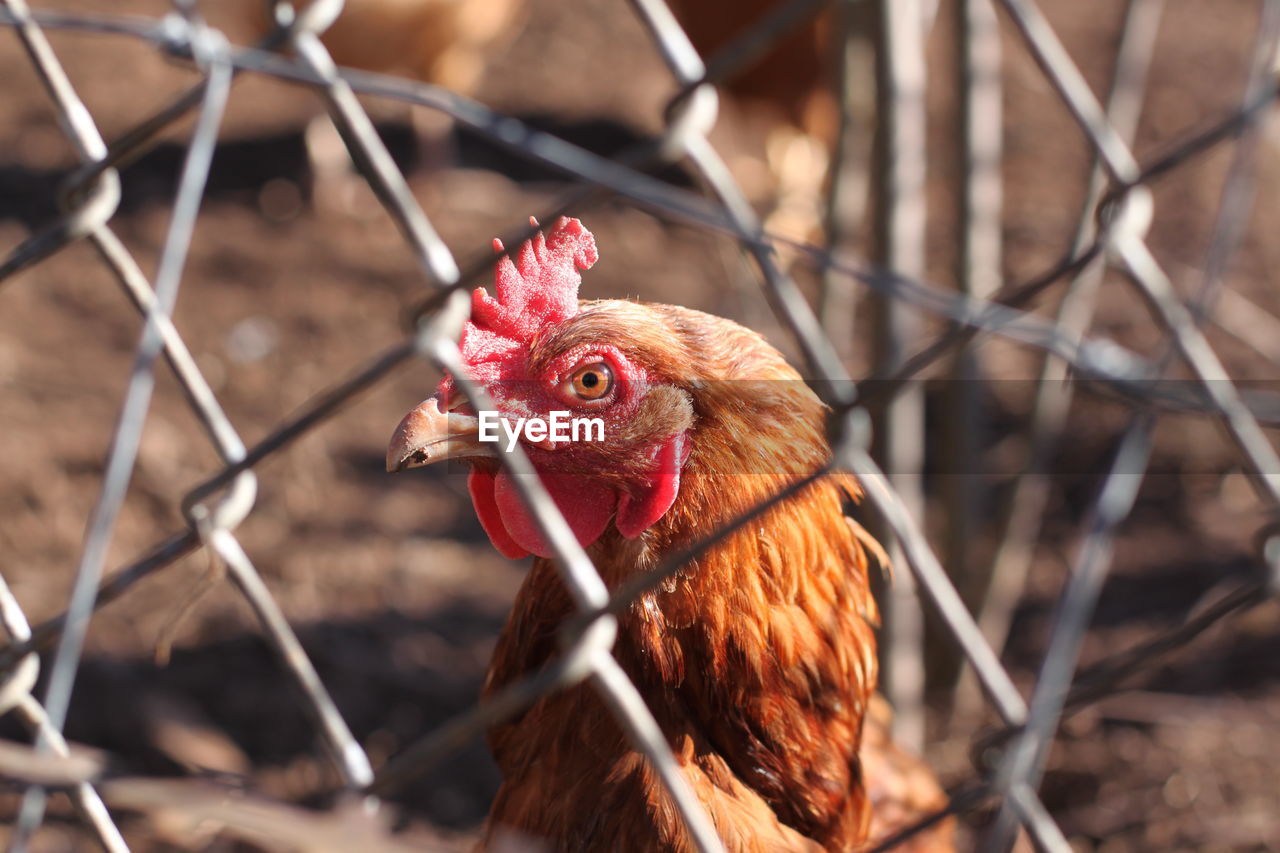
[
  {"xmin": 870, "ymin": 0, "xmax": 928, "ymax": 751},
  {"xmin": 940, "ymin": 0, "xmax": 1002, "ymax": 693}
]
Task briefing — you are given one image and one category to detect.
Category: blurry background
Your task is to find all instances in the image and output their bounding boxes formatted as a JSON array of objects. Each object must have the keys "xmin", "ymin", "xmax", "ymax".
[{"xmin": 2, "ymin": 0, "xmax": 1280, "ymax": 850}]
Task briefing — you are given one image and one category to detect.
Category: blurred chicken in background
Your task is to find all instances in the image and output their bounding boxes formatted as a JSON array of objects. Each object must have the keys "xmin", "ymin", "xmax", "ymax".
[
  {"xmin": 665, "ymin": 0, "xmax": 846, "ymax": 246},
  {"xmin": 226, "ymin": 0, "xmax": 527, "ymax": 206},
  {"xmin": 269, "ymin": 0, "xmax": 525, "ymax": 95}
]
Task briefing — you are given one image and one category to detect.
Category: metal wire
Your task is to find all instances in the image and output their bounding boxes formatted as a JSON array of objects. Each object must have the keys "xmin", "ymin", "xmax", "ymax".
[{"xmin": 1, "ymin": 0, "xmax": 1278, "ymax": 850}]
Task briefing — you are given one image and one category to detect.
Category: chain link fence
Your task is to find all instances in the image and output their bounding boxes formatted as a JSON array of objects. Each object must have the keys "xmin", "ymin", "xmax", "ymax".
[{"xmin": 1, "ymin": 0, "xmax": 1279, "ymax": 850}]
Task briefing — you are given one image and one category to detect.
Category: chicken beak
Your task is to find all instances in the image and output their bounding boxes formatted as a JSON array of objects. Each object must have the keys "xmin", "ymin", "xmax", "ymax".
[{"xmin": 386, "ymin": 393, "xmax": 489, "ymax": 473}]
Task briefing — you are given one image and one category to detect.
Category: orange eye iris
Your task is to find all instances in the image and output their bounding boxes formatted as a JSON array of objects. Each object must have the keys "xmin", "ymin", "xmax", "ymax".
[{"xmin": 567, "ymin": 362, "xmax": 613, "ymax": 401}]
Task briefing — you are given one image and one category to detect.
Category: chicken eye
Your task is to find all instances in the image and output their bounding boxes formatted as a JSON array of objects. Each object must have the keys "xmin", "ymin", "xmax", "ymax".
[{"xmin": 567, "ymin": 362, "xmax": 614, "ymax": 401}]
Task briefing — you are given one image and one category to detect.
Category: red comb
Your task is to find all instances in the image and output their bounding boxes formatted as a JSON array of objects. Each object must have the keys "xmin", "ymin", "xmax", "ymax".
[{"xmin": 455, "ymin": 217, "xmax": 598, "ymax": 382}]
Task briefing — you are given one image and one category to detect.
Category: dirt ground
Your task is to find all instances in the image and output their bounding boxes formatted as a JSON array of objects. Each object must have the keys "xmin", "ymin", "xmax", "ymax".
[{"xmin": 2, "ymin": 0, "xmax": 1280, "ymax": 850}]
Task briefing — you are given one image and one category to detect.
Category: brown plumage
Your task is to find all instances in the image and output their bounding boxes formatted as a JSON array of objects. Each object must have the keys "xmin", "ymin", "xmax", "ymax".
[
  {"xmin": 860, "ymin": 696, "xmax": 954, "ymax": 852},
  {"xmin": 665, "ymin": 0, "xmax": 837, "ymax": 141},
  {"xmin": 387, "ymin": 219, "xmax": 952, "ymax": 851},
  {"xmin": 662, "ymin": 1, "xmax": 852, "ymax": 247},
  {"xmin": 265, "ymin": 0, "xmax": 525, "ymax": 93},
  {"xmin": 482, "ymin": 304, "xmax": 876, "ymax": 850}
]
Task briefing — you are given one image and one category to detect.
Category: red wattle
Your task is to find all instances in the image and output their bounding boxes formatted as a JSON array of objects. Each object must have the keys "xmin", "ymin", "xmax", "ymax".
[
  {"xmin": 467, "ymin": 469, "xmax": 529, "ymax": 559},
  {"xmin": 616, "ymin": 434, "xmax": 687, "ymax": 539},
  {"xmin": 469, "ymin": 467, "xmax": 618, "ymax": 559}
]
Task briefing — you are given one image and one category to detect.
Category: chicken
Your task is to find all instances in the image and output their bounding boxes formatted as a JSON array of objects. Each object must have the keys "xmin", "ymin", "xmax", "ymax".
[
  {"xmin": 665, "ymin": 0, "xmax": 837, "ymax": 138},
  {"xmin": 266, "ymin": 0, "xmax": 525, "ymax": 96},
  {"xmin": 226, "ymin": 0, "xmax": 526, "ymax": 205},
  {"xmin": 860, "ymin": 696, "xmax": 955, "ymax": 852},
  {"xmin": 387, "ymin": 217, "xmax": 952, "ymax": 851},
  {"xmin": 663, "ymin": 0, "xmax": 845, "ymax": 246}
]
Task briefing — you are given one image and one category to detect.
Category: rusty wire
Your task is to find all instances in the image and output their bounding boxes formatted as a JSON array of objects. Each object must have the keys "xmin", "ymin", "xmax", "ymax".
[{"xmin": 0, "ymin": 0, "xmax": 1278, "ymax": 851}]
